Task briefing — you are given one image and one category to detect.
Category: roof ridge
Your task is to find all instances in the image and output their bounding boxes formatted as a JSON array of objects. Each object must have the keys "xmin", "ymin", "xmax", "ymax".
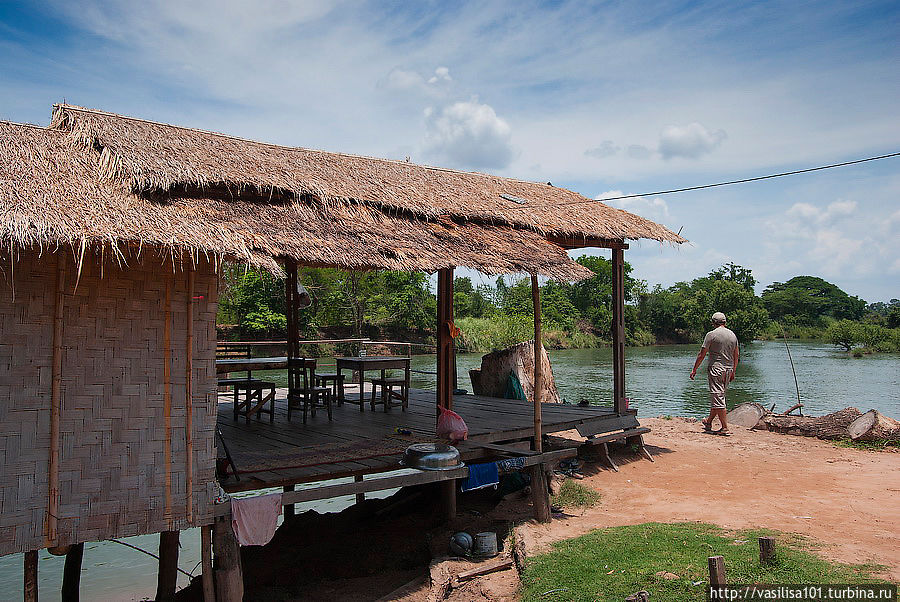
[
  {"xmin": 53, "ymin": 104, "xmax": 565, "ymax": 193},
  {"xmin": 0, "ymin": 119, "xmax": 59, "ymax": 132}
]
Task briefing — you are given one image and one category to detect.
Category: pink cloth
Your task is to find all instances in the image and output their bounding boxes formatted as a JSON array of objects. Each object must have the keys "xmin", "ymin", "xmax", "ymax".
[{"xmin": 231, "ymin": 493, "xmax": 282, "ymax": 546}]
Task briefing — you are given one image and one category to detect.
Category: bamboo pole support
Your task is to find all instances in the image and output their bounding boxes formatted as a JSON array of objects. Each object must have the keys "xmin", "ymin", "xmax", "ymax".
[
  {"xmin": 47, "ymin": 252, "xmax": 65, "ymax": 547},
  {"xmin": 355, "ymin": 475, "xmax": 365, "ymax": 505},
  {"xmin": 612, "ymin": 248, "xmax": 627, "ymax": 414},
  {"xmin": 185, "ymin": 268, "xmax": 194, "ymax": 522},
  {"xmin": 283, "ymin": 485, "xmax": 295, "ymax": 520},
  {"xmin": 163, "ymin": 277, "xmax": 173, "ymax": 523},
  {"xmin": 201, "ymin": 525, "xmax": 215, "ymax": 602},
  {"xmin": 530, "ymin": 273, "xmax": 551, "ymax": 523},
  {"xmin": 708, "ymin": 555, "xmax": 726, "ymax": 586},
  {"xmin": 436, "ymin": 268, "xmax": 454, "ymax": 420},
  {"xmin": 24, "ymin": 550, "xmax": 38, "ymax": 602},
  {"xmin": 61, "ymin": 542, "xmax": 84, "ymax": 601},
  {"xmin": 156, "ymin": 531, "xmax": 180, "ymax": 601}
]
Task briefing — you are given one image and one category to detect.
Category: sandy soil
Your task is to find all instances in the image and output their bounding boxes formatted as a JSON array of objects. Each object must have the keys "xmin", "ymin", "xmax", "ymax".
[{"xmin": 525, "ymin": 417, "xmax": 900, "ymax": 580}]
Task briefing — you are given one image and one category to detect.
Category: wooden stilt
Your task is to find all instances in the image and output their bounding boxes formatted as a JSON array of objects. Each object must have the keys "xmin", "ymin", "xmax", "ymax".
[
  {"xmin": 355, "ymin": 475, "xmax": 365, "ymax": 504},
  {"xmin": 156, "ymin": 530, "xmax": 180, "ymax": 601},
  {"xmin": 201, "ymin": 525, "xmax": 215, "ymax": 602},
  {"xmin": 283, "ymin": 485, "xmax": 295, "ymax": 520},
  {"xmin": 61, "ymin": 542, "xmax": 84, "ymax": 602},
  {"xmin": 24, "ymin": 550, "xmax": 38, "ymax": 602},
  {"xmin": 529, "ymin": 464, "xmax": 552, "ymax": 523},
  {"xmin": 213, "ymin": 514, "xmax": 244, "ymax": 602},
  {"xmin": 612, "ymin": 247, "xmax": 628, "ymax": 414},
  {"xmin": 438, "ymin": 479, "xmax": 456, "ymax": 522}
]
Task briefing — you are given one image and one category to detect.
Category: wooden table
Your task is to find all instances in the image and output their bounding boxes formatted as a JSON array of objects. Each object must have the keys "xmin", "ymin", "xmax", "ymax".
[{"xmin": 335, "ymin": 356, "xmax": 411, "ymax": 411}]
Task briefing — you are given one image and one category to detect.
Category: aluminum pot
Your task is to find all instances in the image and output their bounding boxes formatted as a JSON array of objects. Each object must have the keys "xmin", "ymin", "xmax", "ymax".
[{"xmin": 401, "ymin": 443, "xmax": 464, "ymax": 471}]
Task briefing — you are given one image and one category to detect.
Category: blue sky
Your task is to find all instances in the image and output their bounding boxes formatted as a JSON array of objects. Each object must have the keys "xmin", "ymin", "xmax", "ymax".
[{"xmin": 1, "ymin": 0, "xmax": 898, "ymax": 301}]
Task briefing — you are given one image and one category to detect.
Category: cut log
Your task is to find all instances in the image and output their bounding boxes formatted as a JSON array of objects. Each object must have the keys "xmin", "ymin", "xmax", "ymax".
[
  {"xmin": 727, "ymin": 402, "xmax": 767, "ymax": 428},
  {"xmin": 761, "ymin": 407, "xmax": 862, "ymax": 440},
  {"xmin": 848, "ymin": 410, "xmax": 900, "ymax": 442},
  {"xmin": 468, "ymin": 340, "xmax": 560, "ymax": 404}
]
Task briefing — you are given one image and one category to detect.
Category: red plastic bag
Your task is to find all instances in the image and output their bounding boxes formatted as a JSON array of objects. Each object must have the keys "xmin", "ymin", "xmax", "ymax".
[{"xmin": 437, "ymin": 406, "xmax": 468, "ymax": 442}]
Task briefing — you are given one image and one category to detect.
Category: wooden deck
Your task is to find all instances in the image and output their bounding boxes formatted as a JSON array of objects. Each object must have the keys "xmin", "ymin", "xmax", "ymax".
[{"xmin": 217, "ymin": 387, "xmax": 637, "ymax": 493}]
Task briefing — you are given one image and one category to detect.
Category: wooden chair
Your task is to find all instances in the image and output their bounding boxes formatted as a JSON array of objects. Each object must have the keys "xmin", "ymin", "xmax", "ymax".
[
  {"xmin": 233, "ymin": 380, "xmax": 276, "ymax": 424},
  {"xmin": 288, "ymin": 358, "xmax": 332, "ymax": 423},
  {"xmin": 370, "ymin": 375, "xmax": 409, "ymax": 412}
]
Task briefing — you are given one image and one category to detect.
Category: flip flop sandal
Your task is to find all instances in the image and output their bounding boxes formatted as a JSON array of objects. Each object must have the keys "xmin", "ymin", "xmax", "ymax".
[{"xmin": 716, "ymin": 430, "xmax": 733, "ymax": 437}]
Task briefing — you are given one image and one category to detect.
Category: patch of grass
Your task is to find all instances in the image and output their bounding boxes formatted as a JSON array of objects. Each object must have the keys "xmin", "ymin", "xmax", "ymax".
[
  {"xmin": 551, "ymin": 480, "xmax": 601, "ymax": 509},
  {"xmin": 832, "ymin": 438, "xmax": 899, "ymax": 452},
  {"xmin": 520, "ymin": 523, "xmax": 888, "ymax": 602}
]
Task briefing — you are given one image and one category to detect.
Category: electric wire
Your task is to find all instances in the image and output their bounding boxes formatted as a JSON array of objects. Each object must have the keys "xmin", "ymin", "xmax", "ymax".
[{"xmin": 514, "ymin": 151, "xmax": 900, "ymax": 209}]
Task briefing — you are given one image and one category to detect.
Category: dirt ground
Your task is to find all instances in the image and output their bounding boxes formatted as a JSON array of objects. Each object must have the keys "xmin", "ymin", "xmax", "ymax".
[{"xmin": 526, "ymin": 417, "xmax": 900, "ymax": 580}]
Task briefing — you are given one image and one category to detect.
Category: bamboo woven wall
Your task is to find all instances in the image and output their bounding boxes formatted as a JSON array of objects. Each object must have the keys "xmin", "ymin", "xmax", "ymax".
[{"xmin": 0, "ymin": 250, "xmax": 218, "ymax": 556}]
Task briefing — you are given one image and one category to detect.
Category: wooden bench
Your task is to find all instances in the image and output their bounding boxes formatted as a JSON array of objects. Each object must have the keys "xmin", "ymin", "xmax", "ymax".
[{"xmin": 582, "ymin": 427, "xmax": 653, "ymax": 471}]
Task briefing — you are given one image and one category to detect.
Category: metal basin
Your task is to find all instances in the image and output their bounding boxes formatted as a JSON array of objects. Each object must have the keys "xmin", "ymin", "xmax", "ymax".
[{"xmin": 401, "ymin": 443, "xmax": 463, "ymax": 471}]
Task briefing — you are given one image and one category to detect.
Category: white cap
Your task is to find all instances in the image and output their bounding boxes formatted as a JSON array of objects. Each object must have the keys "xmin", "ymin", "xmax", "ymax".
[{"xmin": 711, "ymin": 312, "xmax": 727, "ymax": 324}]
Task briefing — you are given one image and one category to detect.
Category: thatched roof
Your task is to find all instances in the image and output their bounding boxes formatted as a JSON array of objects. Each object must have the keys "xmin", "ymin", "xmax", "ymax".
[{"xmin": 1, "ymin": 104, "xmax": 686, "ymax": 280}]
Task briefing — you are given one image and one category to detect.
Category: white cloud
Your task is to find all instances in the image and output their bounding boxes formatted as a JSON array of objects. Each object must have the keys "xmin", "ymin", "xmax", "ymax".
[
  {"xmin": 423, "ymin": 100, "xmax": 514, "ymax": 169},
  {"xmin": 627, "ymin": 144, "xmax": 653, "ymax": 160},
  {"xmin": 584, "ymin": 140, "xmax": 620, "ymax": 158},
  {"xmin": 428, "ymin": 67, "xmax": 452, "ymax": 84},
  {"xmin": 385, "ymin": 68, "xmax": 427, "ymax": 91},
  {"xmin": 658, "ymin": 122, "xmax": 727, "ymax": 159},
  {"xmin": 596, "ymin": 190, "xmax": 671, "ymax": 224}
]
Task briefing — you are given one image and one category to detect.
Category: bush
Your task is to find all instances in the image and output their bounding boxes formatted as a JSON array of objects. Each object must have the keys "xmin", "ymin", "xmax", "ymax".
[{"xmin": 826, "ymin": 319, "xmax": 860, "ymax": 351}]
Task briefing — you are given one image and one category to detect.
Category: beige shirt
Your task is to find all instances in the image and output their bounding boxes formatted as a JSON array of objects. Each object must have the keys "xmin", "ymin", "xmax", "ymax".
[{"xmin": 702, "ymin": 326, "xmax": 738, "ymax": 370}]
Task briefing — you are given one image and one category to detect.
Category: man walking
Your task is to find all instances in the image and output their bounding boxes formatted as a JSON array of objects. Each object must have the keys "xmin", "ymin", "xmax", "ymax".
[{"xmin": 690, "ymin": 312, "xmax": 739, "ymax": 435}]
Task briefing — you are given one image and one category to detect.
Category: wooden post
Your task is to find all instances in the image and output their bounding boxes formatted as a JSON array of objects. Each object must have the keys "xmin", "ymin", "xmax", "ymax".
[
  {"xmin": 759, "ymin": 536, "xmax": 776, "ymax": 563},
  {"xmin": 708, "ymin": 555, "xmax": 726, "ymax": 586},
  {"xmin": 438, "ymin": 479, "xmax": 456, "ymax": 522},
  {"xmin": 285, "ymin": 259, "xmax": 298, "ymax": 362},
  {"xmin": 24, "ymin": 550, "xmax": 38, "ymax": 602},
  {"xmin": 201, "ymin": 525, "xmax": 215, "ymax": 602},
  {"xmin": 156, "ymin": 530, "xmax": 180, "ymax": 601},
  {"xmin": 611, "ymin": 247, "xmax": 627, "ymax": 415},
  {"xmin": 185, "ymin": 268, "xmax": 194, "ymax": 522},
  {"xmin": 355, "ymin": 475, "xmax": 365, "ymax": 504},
  {"xmin": 436, "ymin": 267, "xmax": 454, "ymax": 419},
  {"xmin": 61, "ymin": 542, "xmax": 84, "ymax": 601},
  {"xmin": 530, "ymin": 274, "xmax": 551, "ymax": 522},
  {"xmin": 284, "ymin": 485, "xmax": 295, "ymax": 520},
  {"xmin": 163, "ymin": 278, "xmax": 173, "ymax": 521},
  {"xmin": 47, "ymin": 253, "xmax": 65, "ymax": 546},
  {"xmin": 531, "ymin": 274, "xmax": 543, "ymax": 452},
  {"xmin": 213, "ymin": 514, "xmax": 244, "ymax": 602}
]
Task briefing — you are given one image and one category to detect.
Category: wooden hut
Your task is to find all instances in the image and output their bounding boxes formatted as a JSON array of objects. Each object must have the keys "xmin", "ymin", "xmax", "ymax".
[{"xmin": 1, "ymin": 105, "xmax": 684, "ymax": 600}]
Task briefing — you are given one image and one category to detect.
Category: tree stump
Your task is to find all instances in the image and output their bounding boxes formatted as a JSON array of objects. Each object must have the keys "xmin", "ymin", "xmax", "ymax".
[
  {"xmin": 761, "ymin": 407, "xmax": 862, "ymax": 439},
  {"xmin": 469, "ymin": 340, "xmax": 560, "ymax": 403},
  {"xmin": 727, "ymin": 403, "xmax": 768, "ymax": 428},
  {"xmin": 848, "ymin": 410, "xmax": 900, "ymax": 442},
  {"xmin": 708, "ymin": 555, "xmax": 726, "ymax": 586}
]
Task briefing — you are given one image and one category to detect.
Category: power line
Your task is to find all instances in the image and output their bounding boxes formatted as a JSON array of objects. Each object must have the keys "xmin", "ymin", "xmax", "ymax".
[{"xmin": 523, "ymin": 151, "xmax": 900, "ymax": 209}]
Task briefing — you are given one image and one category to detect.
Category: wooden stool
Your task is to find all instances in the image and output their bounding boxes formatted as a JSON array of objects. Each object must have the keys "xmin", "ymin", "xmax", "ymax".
[
  {"xmin": 315, "ymin": 373, "xmax": 346, "ymax": 405},
  {"xmin": 233, "ymin": 380, "xmax": 276, "ymax": 424},
  {"xmin": 370, "ymin": 377, "xmax": 409, "ymax": 412}
]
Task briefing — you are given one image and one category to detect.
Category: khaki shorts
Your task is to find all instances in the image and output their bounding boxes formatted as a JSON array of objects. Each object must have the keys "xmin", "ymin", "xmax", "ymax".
[{"xmin": 708, "ymin": 364, "xmax": 731, "ymax": 409}]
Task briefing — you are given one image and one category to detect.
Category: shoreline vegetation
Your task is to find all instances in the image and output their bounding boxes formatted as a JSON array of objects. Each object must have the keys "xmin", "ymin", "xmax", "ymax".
[{"xmin": 217, "ymin": 259, "xmax": 900, "ymax": 355}]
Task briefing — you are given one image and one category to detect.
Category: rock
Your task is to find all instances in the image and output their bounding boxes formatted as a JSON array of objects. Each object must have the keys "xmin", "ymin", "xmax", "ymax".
[
  {"xmin": 727, "ymin": 402, "xmax": 768, "ymax": 428},
  {"xmin": 655, "ymin": 571, "xmax": 680, "ymax": 579},
  {"xmin": 469, "ymin": 340, "xmax": 560, "ymax": 403}
]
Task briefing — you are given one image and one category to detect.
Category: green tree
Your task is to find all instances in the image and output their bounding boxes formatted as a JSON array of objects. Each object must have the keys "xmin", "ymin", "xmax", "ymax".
[
  {"xmin": 826, "ymin": 319, "xmax": 859, "ymax": 351},
  {"xmin": 762, "ymin": 276, "xmax": 866, "ymax": 325}
]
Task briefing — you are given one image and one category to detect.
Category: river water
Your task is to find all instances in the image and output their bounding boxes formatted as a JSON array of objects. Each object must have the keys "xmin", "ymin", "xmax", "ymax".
[{"xmin": 1, "ymin": 341, "xmax": 896, "ymax": 599}]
